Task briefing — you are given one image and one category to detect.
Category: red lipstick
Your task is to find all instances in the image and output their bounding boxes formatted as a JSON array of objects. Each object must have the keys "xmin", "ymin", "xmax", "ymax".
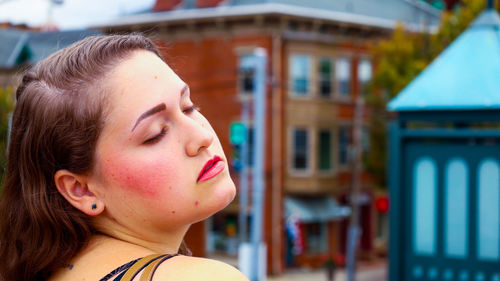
[{"xmin": 197, "ymin": 155, "xmax": 224, "ymax": 183}]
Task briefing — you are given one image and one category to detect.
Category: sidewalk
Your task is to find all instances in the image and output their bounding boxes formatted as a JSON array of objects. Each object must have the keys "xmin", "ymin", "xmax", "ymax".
[
  {"xmin": 268, "ymin": 266, "xmax": 386, "ymax": 281},
  {"xmin": 268, "ymin": 259, "xmax": 387, "ymax": 281},
  {"xmin": 211, "ymin": 254, "xmax": 387, "ymax": 281}
]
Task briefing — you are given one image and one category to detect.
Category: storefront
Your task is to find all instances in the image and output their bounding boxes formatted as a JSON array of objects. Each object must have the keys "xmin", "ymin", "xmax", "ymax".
[{"xmin": 284, "ymin": 196, "xmax": 350, "ymax": 268}]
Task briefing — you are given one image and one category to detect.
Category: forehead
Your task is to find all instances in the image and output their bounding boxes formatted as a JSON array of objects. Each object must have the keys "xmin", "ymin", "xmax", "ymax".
[
  {"xmin": 102, "ymin": 50, "xmax": 185, "ymax": 129},
  {"xmin": 106, "ymin": 50, "xmax": 182, "ymax": 105}
]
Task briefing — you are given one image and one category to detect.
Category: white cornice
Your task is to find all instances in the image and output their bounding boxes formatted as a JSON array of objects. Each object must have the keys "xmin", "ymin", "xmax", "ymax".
[{"xmin": 91, "ymin": 2, "xmax": 438, "ymax": 33}]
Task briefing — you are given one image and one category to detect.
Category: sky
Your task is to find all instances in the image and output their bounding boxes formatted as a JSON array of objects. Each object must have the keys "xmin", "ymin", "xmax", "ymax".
[{"xmin": 0, "ymin": 0, "xmax": 155, "ymax": 30}]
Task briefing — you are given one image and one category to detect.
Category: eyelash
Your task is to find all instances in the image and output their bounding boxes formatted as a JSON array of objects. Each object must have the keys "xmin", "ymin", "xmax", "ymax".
[
  {"xmin": 183, "ymin": 105, "xmax": 200, "ymax": 114},
  {"xmin": 144, "ymin": 126, "xmax": 167, "ymax": 145},
  {"xmin": 143, "ymin": 105, "xmax": 200, "ymax": 145}
]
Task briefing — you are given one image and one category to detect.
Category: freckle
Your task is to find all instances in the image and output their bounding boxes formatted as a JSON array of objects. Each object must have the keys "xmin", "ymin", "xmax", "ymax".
[
  {"xmin": 172, "ymin": 211, "xmax": 176, "ymax": 214},
  {"xmin": 195, "ymin": 201, "xmax": 199, "ymax": 206},
  {"xmin": 154, "ymin": 75, "xmax": 158, "ymax": 79},
  {"xmin": 169, "ymin": 186, "xmax": 172, "ymax": 190}
]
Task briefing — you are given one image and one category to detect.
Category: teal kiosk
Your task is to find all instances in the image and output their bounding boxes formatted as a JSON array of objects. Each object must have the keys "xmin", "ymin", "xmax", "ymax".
[{"xmin": 387, "ymin": 4, "xmax": 500, "ymax": 281}]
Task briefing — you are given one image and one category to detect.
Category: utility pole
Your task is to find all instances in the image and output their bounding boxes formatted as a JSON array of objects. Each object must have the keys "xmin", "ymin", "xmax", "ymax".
[
  {"xmin": 346, "ymin": 93, "xmax": 364, "ymax": 281},
  {"xmin": 250, "ymin": 47, "xmax": 267, "ymax": 281},
  {"xmin": 238, "ymin": 98, "xmax": 250, "ymax": 244}
]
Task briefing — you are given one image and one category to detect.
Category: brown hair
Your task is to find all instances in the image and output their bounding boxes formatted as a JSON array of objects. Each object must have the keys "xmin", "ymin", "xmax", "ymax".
[{"xmin": 0, "ymin": 33, "xmax": 189, "ymax": 281}]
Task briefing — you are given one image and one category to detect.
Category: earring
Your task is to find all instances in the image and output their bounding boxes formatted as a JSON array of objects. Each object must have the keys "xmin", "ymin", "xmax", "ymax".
[{"xmin": 92, "ymin": 203, "xmax": 97, "ymax": 210}]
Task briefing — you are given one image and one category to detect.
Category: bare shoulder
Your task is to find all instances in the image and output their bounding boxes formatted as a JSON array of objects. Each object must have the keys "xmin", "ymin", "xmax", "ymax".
[{"xmin": 152, "ymin": 255, "xmax": 249, "ymax": 281}]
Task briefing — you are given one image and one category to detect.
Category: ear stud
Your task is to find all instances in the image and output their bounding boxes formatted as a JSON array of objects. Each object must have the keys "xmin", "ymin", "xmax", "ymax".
[{"xmin": 92, "ymin": 203, "xmax": 97, "ymax": 210}]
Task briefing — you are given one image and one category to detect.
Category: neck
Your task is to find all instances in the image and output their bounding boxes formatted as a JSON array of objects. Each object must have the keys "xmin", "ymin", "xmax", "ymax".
[{"xmin": 93, "ymin": 216, "xmax": 190, "ymax": 254}]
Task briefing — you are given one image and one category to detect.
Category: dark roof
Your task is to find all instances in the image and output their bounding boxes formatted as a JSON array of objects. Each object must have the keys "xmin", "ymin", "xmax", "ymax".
[
  {"xmin": 99, "ymin": 0, "xmax": 440, "ymax": 31},
  {"xmin": 0, "ymin": 29, "xmax": 28, "ymax": 68},
  {"xmin": 0, "ymin": 29, "xmax": 101, "ymax": 69},
  {"xmin": 388, "ymin": 9, "xmax": 500, "ymax": 111}
]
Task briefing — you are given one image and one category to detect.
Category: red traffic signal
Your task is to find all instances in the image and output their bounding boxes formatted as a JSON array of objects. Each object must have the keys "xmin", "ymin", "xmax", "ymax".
[{"xmin": 375, "ymin": 196, "xmax": 389, "ymax": 213}]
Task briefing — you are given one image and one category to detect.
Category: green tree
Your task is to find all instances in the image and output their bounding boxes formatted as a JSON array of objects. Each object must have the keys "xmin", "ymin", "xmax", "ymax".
[
  {"xmin": 0, "ymin": 87, "xmax": 14, "ymax": 188},
  {"xmin": 366, "ymin": 0, "xmax": 496, "ymax": 188}
]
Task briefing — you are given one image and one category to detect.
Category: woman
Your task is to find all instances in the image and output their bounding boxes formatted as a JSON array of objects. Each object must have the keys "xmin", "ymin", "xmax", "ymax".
[{"xmin": 0, "ymin": 34, "xmax": 247, "ymax": 281}]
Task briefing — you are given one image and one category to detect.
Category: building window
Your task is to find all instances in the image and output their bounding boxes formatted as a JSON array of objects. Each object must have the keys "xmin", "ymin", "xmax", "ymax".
[
  {"xmin": 413, "ymin": 157, "xmax": 437, "ymax": 256},
  {"xmin": 318, "ymin": 58, "xmax": 333, "ymax": 98},
  {"xmin": 358, "ymin": 59, "xmax": 372, "ymax": 96},
  {"xmin": 292, "ymin": 128, "xmax": 309, "ymax": 171},
  {"xmin": 305, "ymin": 222, "xmax": 328, "ymax": 254},
  {"xmin": 290, "ymin": 54, "xmax": 312, "ymax": 96},
  {"xmin": 338, "ymin": 126, "xmax": 351, "ymax": 165},
  {"xmin": 336, "ymin": 58, "xmax": 351, "ymax": 98},
  {"xmin": 318, "ymin": 130, "xmax": 332, "ymax": 171},
  {"xmin": 239, "ymin": 54, "xmax": 255, "ymax": 95},
  {"xmin": 445, "ymin": 158, "xmax": 468, "ymax": 258},
  {"xmin": 477, "ymin": 159, "xmax": 500, "ymax": 261}
]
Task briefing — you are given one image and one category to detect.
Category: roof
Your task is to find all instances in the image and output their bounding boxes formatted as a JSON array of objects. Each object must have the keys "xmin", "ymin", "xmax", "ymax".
[
  {"xmin": 0, "ymin": 29, "xmax": 28, "ymax": 68},
  {"xmin": 388, "ymin": 9, "xmax": 500, "ymax": 111},
  {"xmin": 0, "ymin": 29, "xmax": 101, "ymax": 69},
  {"xmin": 94, "ymin": 0, "xmax": 441, "ymax": 32},
  {"xmin": 284, "ymin": 196, "xmax": 350, "ymax": 222},
  {"xmin": 387, "ymin": 9, "xmax": 500, "ymax": 111}
]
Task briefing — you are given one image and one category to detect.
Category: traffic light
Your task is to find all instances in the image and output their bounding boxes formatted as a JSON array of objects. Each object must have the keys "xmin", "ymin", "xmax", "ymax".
[{"xmin": 230, "ymin": 122, "xmax": 247, "ymax": 172}]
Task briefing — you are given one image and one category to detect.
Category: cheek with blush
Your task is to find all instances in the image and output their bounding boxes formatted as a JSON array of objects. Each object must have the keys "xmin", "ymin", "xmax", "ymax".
[{"xmin": 102, "ymin": 152, "xmax": 179, "ymax": 198}]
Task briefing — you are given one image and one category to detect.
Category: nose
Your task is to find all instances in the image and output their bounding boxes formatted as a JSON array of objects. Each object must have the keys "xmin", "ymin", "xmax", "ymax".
[{"xmin": 184, "ymin": 117, "xmax": 214, "ymax": 156}]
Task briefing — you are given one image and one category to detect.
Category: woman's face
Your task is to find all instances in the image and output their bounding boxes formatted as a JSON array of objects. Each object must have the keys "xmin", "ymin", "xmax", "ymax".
[{"xmin": 89, "ymin": 50, "xmax": 236, "ymax": 234}]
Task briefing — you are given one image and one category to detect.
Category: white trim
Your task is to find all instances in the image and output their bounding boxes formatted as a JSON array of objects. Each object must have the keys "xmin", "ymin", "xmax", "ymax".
[{"xmin": 91, "ymin": 2, "xmax": 438, "ymax": 32}]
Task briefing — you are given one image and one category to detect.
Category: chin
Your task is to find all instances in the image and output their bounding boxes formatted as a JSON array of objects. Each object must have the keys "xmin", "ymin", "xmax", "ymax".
[
  {"xmin": 198, "ymin": 178, "xmax": 236, "ymax": 223},
  {"xmin": 216, "ymin": 177, "xmax": 237, "ymax": 210}
]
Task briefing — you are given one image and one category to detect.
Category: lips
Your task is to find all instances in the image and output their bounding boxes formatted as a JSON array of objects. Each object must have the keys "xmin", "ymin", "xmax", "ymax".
[{"xmin": 197, "ymin": 155, "xmax": 225, "ymax": 183}]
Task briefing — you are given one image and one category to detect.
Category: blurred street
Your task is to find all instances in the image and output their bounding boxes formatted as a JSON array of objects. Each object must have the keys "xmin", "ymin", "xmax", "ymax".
[
  {"xmin": 268, "ymin": 259, "xmax": 387, "ymax": 281},
  {"xmin": 212, "ymin": 254, "xmax": 387, "ymax": 281}
]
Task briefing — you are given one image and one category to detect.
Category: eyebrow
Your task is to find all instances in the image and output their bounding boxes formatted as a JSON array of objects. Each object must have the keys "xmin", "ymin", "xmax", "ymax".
[{"xmin": 131, "ymin": 85, "xmax": 190, "ymax": 132}]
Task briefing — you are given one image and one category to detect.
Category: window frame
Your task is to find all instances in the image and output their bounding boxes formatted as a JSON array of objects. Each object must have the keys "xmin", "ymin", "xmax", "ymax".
[
  {"xmin": 337, "ymin": 124, "xmax": 352, "ymax": 170},
  {"xmin": 335, "ymin": 57, "xmax": 352, "ymax": 101},
  {"xmin": 317, "ymin": 57, "xmax": 335, "ymax": 100},
  {"xmin": 289, "ymin": 53, "xmax": 313, "ymax": 99},
  {"xmin": 288, "ymin": 126, "xmax": 313, "ymax": 176},
  {"xmin": 317, "ymin": 128, "xmax": 335, "ymax": 175}
]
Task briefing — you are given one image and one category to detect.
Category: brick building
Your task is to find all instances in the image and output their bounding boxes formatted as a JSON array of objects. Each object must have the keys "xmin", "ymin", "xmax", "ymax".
[{"xmin": 95, "ymin": 0, "xmax": 440, "ymax": 275}]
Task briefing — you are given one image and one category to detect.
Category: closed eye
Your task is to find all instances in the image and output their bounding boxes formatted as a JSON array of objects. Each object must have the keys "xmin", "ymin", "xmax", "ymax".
[
  {"xmin": 144, "ymin": 126, "xmax": 167, "ymax": 145},
  {"xmin": 183, "ymin": 105, "xmax": 200, "ymax": 114}
]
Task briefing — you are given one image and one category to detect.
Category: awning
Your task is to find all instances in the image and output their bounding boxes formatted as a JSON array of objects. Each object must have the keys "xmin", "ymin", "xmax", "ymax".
[{"xmin": 284, "ymin": 196, "xmax": 351, "ymax": 223}]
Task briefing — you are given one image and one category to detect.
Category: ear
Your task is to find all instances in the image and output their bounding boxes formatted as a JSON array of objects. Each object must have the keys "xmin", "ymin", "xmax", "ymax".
[{"xmin": 54, "ymin": 169, "xmax": 105, "ymax": 216}]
